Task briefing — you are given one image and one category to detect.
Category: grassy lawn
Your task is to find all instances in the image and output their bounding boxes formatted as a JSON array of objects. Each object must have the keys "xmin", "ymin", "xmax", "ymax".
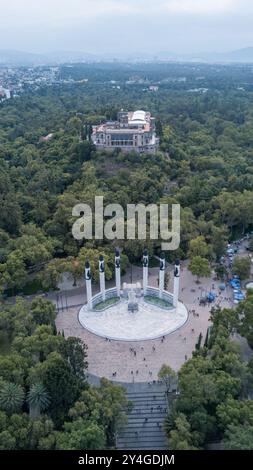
[{"xmin": 93, "ymin": 297, "xmax": 120, "ymax": 311}]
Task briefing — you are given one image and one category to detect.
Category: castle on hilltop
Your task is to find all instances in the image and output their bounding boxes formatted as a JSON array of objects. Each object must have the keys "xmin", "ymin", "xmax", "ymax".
[{"xmin": 91, "ymin": 110, "xmax": 159, "ymax": 153}]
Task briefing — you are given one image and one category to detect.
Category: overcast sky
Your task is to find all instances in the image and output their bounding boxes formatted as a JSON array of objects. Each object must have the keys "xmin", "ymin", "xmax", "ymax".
[{"xmin": 1, "ymin": 0, "xmax": 253, "ymax": 54}]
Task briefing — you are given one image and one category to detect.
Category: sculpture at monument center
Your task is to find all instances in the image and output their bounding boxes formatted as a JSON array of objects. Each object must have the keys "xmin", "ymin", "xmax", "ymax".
[{"xmin": 128, "ymin": 287, "xmax": 139, "ymax": 312}]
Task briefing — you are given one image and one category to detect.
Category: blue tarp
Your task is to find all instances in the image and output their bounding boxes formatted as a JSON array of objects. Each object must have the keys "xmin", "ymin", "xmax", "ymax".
[
  {"xmin": 207, "ymin": 292, "xmax": 216, "ymax": 302},
  {"xmin": 234, "ymin": 292, "xmax": 245, "ymax": 300},
  {"xmin": 230, "ymin": 279, "xmax": 241, "ymax": 289}
]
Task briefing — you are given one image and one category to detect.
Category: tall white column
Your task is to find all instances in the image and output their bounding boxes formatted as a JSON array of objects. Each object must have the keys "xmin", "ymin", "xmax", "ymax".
[
  {"xmin": 143, "ymin": 249, "xmax": 149, "ymax": 295},
  {"xmin": 115, "ymin": 249, "xmax": 121, "ymax": 297},
  {"xmin": 85, "ymin": 261, "xmax": 92, "ymax": 309},
  {"xmin": 99, "ymin": 255, "xmax": 106, "ymax": 301},
  {"xmin": 159, "ymin": 252, "xmax": 165, "ymax": 299},
  {"xmin": 173, "ymin": 259, "xmax": 180, "ymax": 308}
]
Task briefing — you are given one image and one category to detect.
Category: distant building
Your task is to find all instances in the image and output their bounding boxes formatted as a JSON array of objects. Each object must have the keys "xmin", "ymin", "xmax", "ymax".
[
  {"xmin": 91, "ymin": 110, "xmax": 159, "ymax": 153},
  {"xmin": 40, "ymin": 133, "xmax": 54, "ymax": 142},
  {"xmin": 0, "ymin": 86, "xmax": 11, "ymax": 100},
  {"xmin": 149, "ymin": 85, "xmax": 159, "ymax": 92},
  {"xmin": 4, "ymin": 88, "xmax": 11, "ymax": 99},
  {"xmin": 188, "ymin": 88, "xmax": 208, "ymax": 94}
]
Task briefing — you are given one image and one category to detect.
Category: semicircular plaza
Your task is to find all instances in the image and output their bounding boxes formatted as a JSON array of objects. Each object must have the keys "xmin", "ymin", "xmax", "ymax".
[
  {"xmin": 78, "ymin": 297, "xmax": 188, "ymax": 341},
  {"xmin": 56, "ymin": 253, "xmax": 231, "ymax": 382}
]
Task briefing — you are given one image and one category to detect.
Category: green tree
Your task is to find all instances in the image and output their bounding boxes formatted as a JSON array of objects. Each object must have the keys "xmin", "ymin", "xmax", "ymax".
[
  {"xmin": 224, "ymin": 425, "xmax": 253, "ymax": 450},
  {"xmin": 209, "ymin": 226, "xmax": 228, "ymax": 261},
  {"xmin": 0, "ymin": 298, "xmax": 34, "ymax": 341},
  {"xmin": 59, "ymin": 337, "xmax": 88, "ymax": 379},
  {"xmin": 0, "ymin": 383, "xmax": 24, "ymax": 414},
  {"xmin": 0, "ymin": 411, "xmax": 55, "ymax": 450},
  {"xmin": 232, "ymin": 256, "xmax": 251, "ymax": 280},
  {"xmin": 195, "ymin": 333, "xmax": 203, "ymax": 351},
  {"xmin": 27, "ymin": 384, "xmax": 50, "ymax": 420},
  {"xmin": 68, "ymin": 378, "xmax": 130, "ymax": 447},
  {"xmin": 30, "ymin": 297, "xmax": 56, "ymax": 326},
  {"xmin": 13, "ymin": 325, "xmax": 63, "ymax": 363},
  {"xmin": 29, "ymin": 352, "xmax": 83, "ymax": 425},
  {"xmin": 248, "ymin": 237, "xmax": 253, "ymax": 252},
  {"xmin": 216, "ymin": 398, "xmax": 253, "ymax": 431},
  {"xmin": 238, "ymin": 290, "xmax": 253, "ymax": 347},
  {"xmin": 0, "ymin": 354, "xmax": 28, "ymax": 385},
  {"xmin": 188, "ymin": 236, "xmax": 210, "ymax": 259},
  {"xmin": 169, "ymin": 413, "xmax": 199, "ymax": 450},
  {"xmin": 0, "ymin": 430, "xmax": 16, "ymax": 450},
  {"xmin": 40, "ymin": 259, "xmax": 64, "ymax": 290},
  {"xmin": 10, "ymin": 224, "xmax": 55, "ymax": 268},
  {"xmin": 215, "ymin": 264, "xmax": 228, "ymax": 281},
  {"xmin": 67, "ymin": 117, "xmax": 83, "ymax": 136},
  {"xmin": 0, "ymin": 251, "xmax": 28, "ymax": 294},
  {"xmin": 188, "ymin": 256, "xmax": 211, "ymax": 282},
  {"xmin": 56, "ymin": 419, "xmax": 105, "ymax": 450},
  {"xmin": 158, "ymin": 364, "xmax": 176, "ymax": 393}
]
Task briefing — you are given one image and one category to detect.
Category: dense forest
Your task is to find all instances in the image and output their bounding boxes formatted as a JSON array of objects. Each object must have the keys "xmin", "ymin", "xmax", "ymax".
[
  {"xmin": 166, "ymin": 294, "xmax": 253, "ymax": 450},
  {"xmin": 0, "ymin": 62, "xmax": 253, "ymax": 449},
  {"xmin": 1, "ymin": 64, "xmax": 253, "ymax": 294}
]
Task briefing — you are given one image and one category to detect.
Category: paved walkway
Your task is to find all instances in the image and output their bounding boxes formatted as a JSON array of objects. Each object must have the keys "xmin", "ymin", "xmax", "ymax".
[{"xmin": 56, "ymin": 264, "xmax": 234, "ymax": 382}]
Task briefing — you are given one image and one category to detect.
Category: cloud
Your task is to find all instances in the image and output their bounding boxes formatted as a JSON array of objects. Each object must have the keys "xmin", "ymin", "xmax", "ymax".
[
  {"xmin": 0, "ymin": 0, "xmax": 243, "ymax": 26},
  {"xmin": 0, "ymin": 0, "xmax": 252, "ymax": 53},
  {"xmin": 0, "ymin": 0, "xmax": 140, "ymax": 19},
  {"xmin": 163, "ymin": 0, "xmax": 237, "ymax": 14},
  {"xmin": 55, "ymin": 0, "xmax": 239, "ymax": 19}
]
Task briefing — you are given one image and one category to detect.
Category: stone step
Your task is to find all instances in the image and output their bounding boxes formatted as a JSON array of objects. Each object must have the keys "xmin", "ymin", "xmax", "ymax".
[
  {"xmin": 127, "ymin": 390, "xmax": 166, "ymax": 395},
  {"xmin": 128, "ymin": 390, "xmax": 166, "ymax": 398},
  {"xmin": 122, "ymin": 428, "xmax": 164, "ymax": 434},
  {"xmin": 128, "ymin": 398, "xmax": 166, "ymax": 402},
  {"xmin": 128, "ymin": 407, "xmax": 166, "ymax": 412},
  {"xmin": 123, "ymin": 416, "xmax": 165, "ymax": 422},
  {"xmin": 117, "ymin": 383, "xmax": 168, "ymax": 451},
  {"xmin": 127, "ymin": 396, "xmax": 166, "ymax": 401},
  {"xmin": 118, "ymin": 446, "xmax": 169, "ymax": 450},
  {"xmin": 121, "ymin": 435, "xmax": 165, "ymax": 440},
  {"xmin": 123, "ymin": 416, "xmax": 165, "ymax": 423},
  {"xmin": 118, "ymin": 441, "xmax": 167, "ymax": 447},
  {"xmin": 119, "ymin": 431, "xmax": 166, "ymax": 438},
  {"xmin": 129, "ymin": 405, "xmax": 167, "ymax": 410},
  {"xmin": 127, "ymin": 400, "xmax": 167, "ymax": 404},
  {"xmin": 127, "ymin": 413, "xmax": 165, "ymax": 417},
  {"xmin": 118, "ymin": 431, "xmax": 166, "ymax": 442},
  {"xmin": 117, "ymin": 438, "xmax": 168, "ymax": 446}
]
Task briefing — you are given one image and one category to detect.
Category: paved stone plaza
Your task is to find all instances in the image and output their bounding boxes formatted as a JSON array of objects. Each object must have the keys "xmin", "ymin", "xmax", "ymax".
[
  {"xmin": 78, "ymin": 298, "xmax": 188, "ymax": 341},
  {"xmin": 56, "ymin": 262, "xmax": 236, "ymax": 382}
]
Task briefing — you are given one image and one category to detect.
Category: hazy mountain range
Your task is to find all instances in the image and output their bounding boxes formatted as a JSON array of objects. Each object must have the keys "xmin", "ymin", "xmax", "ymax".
[{"xmin": 2, "ymin": 47, "xmax": 253, "ymax": 65}]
